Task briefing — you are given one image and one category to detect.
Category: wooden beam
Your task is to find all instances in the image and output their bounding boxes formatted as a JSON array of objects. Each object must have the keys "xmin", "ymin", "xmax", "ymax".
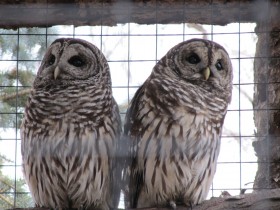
[
  {"xmin": 0, "ymin": 0, "xmax": 279, "ymax": 29},
  {"xmin": 7, "ymin": 189, "xmax": 280, "ymax": 210}
]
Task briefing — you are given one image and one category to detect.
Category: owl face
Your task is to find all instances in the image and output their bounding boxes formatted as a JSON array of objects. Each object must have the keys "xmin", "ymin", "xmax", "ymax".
[
  {"xmin": 34, "ymin": 38, "xmax": 109, "ymax": 88},
  {"xmin": 162, "ymin": 39, "xmax": 232, "ymax": 94}
]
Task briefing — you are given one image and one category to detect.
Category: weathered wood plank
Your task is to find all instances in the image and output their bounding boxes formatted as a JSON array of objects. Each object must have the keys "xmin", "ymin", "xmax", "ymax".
[
  {"xmin": 7, "ymin": 189, "xmax": 280, "ymax": 210},
  {"xmin": 0, "ymin": 0, "xmax": 279, "ymax": 29}
]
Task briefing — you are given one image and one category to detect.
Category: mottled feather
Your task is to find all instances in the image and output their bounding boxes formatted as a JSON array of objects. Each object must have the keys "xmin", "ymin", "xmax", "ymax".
[
  {"xmin": 21, "ymin": 38, "xmax": 121, "ymax": 210},
  {"xmin": 123, "ymin": 38, "xmax": 233, "ymax": 208}
]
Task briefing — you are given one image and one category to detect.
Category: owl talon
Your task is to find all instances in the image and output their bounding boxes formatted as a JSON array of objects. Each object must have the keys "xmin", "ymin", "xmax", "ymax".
[
  {"xmin": 53, "ymin": 208, "xmax": 63, "ymax": 210},
  {"xmin": 78, "ymin": 205, "xmax": 85, "ymax": 210},
  {"xmin": 169, "ymin": 200, "xmax": 176, "ymax": 209},
  {"xmin": 188, "ymin": 201, "xmax": 193, "ymax": 210}
]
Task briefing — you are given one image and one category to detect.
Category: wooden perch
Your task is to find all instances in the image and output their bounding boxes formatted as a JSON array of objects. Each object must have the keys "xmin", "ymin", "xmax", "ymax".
[{"xmin": 7, "ymin": 189, "xmax": 280, "ymax": 210}]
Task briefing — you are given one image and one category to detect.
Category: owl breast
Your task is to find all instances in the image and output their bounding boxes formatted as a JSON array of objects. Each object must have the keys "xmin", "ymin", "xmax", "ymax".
[
  {"xmin": 134, "ymin": 103, "xmax": 222, "ymax": 207},
  {"xmin": 130, "ymin": 76, "xmax": 226, "ymax": 207},
  {"xmin": 21, "ymin": 85, "xmax": 117, "ymax": 209}
]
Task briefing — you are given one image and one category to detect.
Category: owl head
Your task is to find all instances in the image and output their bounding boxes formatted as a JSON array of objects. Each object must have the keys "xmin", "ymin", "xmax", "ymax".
[
  {"xmin": 157, "ymin": 38, "xmax": 233, "ymax": 102},
  {"xmin": 33, "ymin": 38, "xmax": 111, "ymax": 89}
]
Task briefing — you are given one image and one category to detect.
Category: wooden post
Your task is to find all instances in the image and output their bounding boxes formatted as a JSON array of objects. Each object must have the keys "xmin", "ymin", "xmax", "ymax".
[{"xmin": 253, "ymin": 2, "xmax": 280, "ymax": 190}]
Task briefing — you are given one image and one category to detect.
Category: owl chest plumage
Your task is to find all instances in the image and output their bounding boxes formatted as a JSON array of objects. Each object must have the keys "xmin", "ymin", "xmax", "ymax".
[
  {"xmin": 21, "ymin": 86, "xmax": 117, "ymax": 209},
  {"xmin": 130, "ymin": 78, "xmax": 227, "ymax": 207}
]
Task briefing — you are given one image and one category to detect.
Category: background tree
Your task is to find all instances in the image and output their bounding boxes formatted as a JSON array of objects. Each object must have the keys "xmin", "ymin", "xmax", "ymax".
[{"xmin": 0, "ymin": 28, "xmax": 56, "ymax": 208}]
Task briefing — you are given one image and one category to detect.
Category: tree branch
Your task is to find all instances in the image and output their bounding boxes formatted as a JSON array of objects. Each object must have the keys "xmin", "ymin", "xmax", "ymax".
[{"xmin": 0, "ymin": 88, "xmax": 31, "ymax": 102}]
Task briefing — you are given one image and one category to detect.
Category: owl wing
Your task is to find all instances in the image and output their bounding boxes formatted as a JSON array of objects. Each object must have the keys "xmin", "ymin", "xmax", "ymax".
[
  {"xmin": 123, "ymin": 84, "xmax": 147, "ymax": 208},
  {"xmin": 109, "ymin": 98, "xmax": 123, "ymax": 208}
]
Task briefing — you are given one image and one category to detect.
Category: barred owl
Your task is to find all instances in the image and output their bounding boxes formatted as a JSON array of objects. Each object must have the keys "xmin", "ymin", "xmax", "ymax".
[
  {"xmin": 124, "ymin": 39, "xmax": 233, "ymax": 208},
  {"xmin": 21, "ymin": 38, "xmax": 121, "ymax": 210}
]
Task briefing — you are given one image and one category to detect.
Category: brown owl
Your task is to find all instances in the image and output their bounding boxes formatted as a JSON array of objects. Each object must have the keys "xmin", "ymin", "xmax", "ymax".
[
  {"xmin": 21, "ymin": 38, "xmax": 122, "ymax": 210},
  {"xmin": 123, "ymin": 38, "xmax": 233, "ymax": 208}
]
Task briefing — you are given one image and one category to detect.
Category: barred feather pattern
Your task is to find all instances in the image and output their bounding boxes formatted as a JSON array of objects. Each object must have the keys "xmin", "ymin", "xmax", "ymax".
[
  {"xmin": 124, "ymin": 39, "xmax": 233, "ymax": 208},
  {"xmin": 21, "ymin": 38, "xmax": 121, "ymax": 210}
]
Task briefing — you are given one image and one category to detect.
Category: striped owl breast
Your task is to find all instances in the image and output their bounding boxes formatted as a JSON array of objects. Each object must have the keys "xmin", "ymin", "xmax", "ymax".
[
  {"xmin": 138, "ymin": 108, "xmax": 222, "ymax": 205},
  {"xmin": 28, "ymin": 88, "xmax": 106, "ymax": 128},
  {"xmin": 138, "ymin": 105, "xmax": 222, "ymax": 164}
]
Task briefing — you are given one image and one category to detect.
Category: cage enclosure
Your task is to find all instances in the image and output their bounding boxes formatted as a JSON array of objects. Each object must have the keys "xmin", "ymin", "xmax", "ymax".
[{"xmin": 0, "ymin": 1, "xmax": 280, "ymax": 210}]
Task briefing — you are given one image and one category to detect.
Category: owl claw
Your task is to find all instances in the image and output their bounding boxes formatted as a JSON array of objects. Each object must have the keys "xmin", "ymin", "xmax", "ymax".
[
  {"xmin": 188, "ymin": 201, "xmax": 193, "ymax": 210},
  {"xmin": 169, "ymin": 200, "xmax": 177, "ymax": 209},
  {"xmin": 78, "ymin": 205, "xmax": 85, "ymax": 210},
  {"xmin": 53, "ymin": 208, "xmax": 63, "ymax": 210}
]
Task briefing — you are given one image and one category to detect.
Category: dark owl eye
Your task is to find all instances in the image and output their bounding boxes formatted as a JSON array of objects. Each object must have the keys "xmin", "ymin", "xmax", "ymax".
[
  {"xmin": 215, "ymin": 60, "xmax": 223, "ymax": 71},
  {"xmin": 68, "ymin": 55, "xmax": 85, "ymax": 67},
  {"xmin": 46, "ymin": 54, "xmax": 55, "ymax": 66},
  {"xmin": 187, "ymin": 53, "xmax": 201, "ymax": 64}
]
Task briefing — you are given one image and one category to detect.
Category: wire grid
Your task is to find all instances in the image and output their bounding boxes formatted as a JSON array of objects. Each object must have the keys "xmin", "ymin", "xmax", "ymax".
[{"xmin": 0, "ymin": 8, "xmax": 258, "ymax": 209}]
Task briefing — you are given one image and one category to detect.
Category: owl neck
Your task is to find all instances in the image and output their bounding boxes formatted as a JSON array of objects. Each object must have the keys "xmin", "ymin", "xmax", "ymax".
[
  {"xmin": 146, "ymin": 76, "xmax": 229, "ymax": 118},
  {"xmin": 27, "ymin": 83, "xmax": 113, "ymax": 125}
]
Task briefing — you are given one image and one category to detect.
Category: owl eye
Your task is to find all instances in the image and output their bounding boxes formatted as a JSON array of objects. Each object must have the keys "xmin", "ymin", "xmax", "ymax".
[
  {"xmin": 68, "ymin": 55, "xmax": 85, "ymax": 67},
  {"xmin": 187, "ymin": 53, "xmax": 201, "ymax": 64},
  {"xmin": 46, "ymin": 54, "xmax": 55, "ymax": 66},
  {"xmin": 215, "ymin": 60, "xmax": 223, "ymax": 71}
]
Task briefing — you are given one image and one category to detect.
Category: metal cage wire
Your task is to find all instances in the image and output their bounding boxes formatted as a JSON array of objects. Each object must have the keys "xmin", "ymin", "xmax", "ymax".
[{"xmin": 0, "ymin": 4, "xmax": 259, "ymax": 208}]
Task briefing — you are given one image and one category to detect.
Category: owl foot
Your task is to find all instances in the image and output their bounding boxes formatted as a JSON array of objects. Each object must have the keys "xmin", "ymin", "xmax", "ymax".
[
  {"xmin": 78, "ymin": 205, "xmax": 86, "ymax": 210},
  {"xmin": 188, "ymin": 201, "xmax": 193, "ymax": 210},
  {"xmin": 169, "ymin": 200, "xmax": 176, "ymax": 209},
  {"xmin": 53, "ymin": 208, "xmax": 64, "ymax": 210}
]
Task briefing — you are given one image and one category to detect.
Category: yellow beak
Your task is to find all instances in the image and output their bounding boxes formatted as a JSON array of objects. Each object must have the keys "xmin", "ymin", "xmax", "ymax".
[
  {"xmin": 203, "ymin": 67, "xmax": 210, "ymax": 80},
  {"xmin": 54, "ymin": 66, "xmax": 60, "ymax": 80}
]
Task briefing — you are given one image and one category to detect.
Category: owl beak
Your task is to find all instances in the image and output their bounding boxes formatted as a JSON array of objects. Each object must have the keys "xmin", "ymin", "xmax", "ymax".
[
  {"xmin": 202, "ymin": 67, "xmax": 211, "ymax": 80},
  {"xmin": 54, "ymin": 66, "xmax": 60, "ymax": 80}
]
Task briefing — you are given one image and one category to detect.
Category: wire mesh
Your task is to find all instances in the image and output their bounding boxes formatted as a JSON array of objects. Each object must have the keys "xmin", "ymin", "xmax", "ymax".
[{"xmin": 0, "ymin": 3, "xmax": 260, "ymax": 209}]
